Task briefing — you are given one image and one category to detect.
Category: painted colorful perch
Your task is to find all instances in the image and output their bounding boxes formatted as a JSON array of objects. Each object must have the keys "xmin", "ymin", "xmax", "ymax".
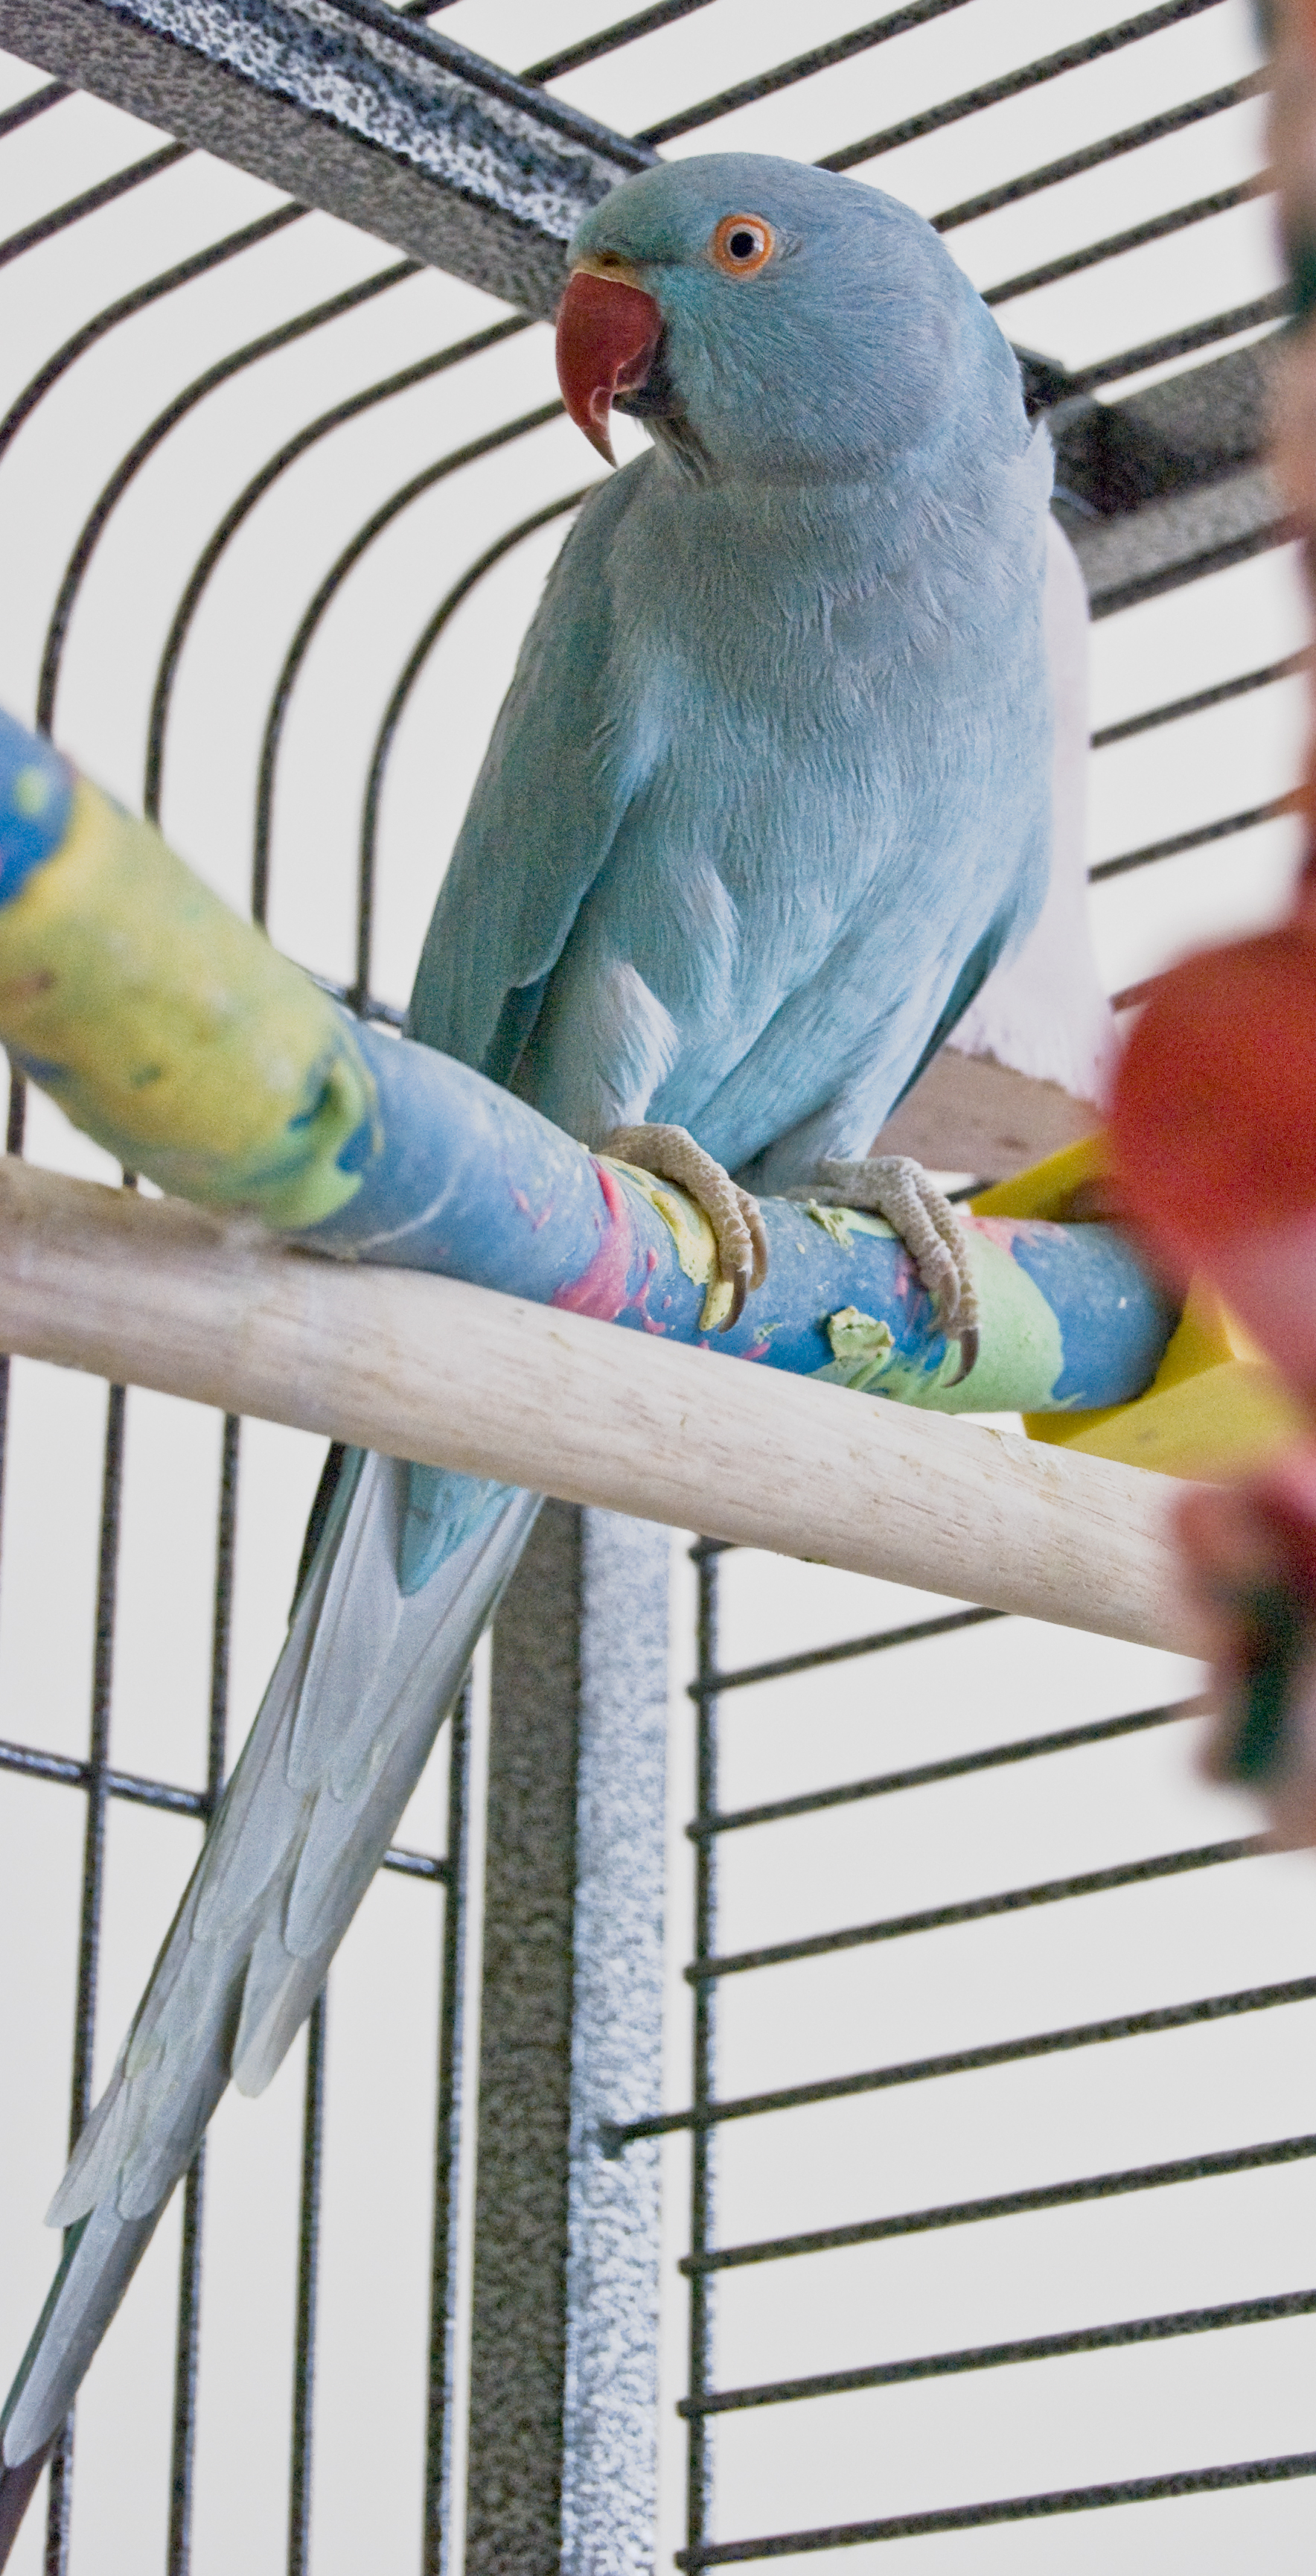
[{"xmin": 0, "ymin": 705, "xmax": 1176, "ymax": 1421}]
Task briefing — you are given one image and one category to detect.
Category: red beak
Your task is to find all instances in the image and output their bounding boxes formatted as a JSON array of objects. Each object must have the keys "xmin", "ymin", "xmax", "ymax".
[{"xmin": 555, "ymin": 269, "xmax": 662, "ymax": 465}]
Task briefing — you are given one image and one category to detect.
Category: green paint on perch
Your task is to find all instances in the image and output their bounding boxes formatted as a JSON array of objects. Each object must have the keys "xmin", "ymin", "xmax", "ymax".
[{"xmin": 815, "ymin": 1306, "xmax": 897, "ymax": 1392}]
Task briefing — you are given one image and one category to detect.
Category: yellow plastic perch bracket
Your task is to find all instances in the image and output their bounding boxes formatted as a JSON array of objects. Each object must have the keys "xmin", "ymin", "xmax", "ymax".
[{"xmin": 972, "ymin": 1138, "xmax": 1304, "ymax": 1482}]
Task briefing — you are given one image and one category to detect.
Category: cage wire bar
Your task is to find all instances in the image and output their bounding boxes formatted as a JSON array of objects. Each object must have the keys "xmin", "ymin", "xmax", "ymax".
[
  {"xmin": 0, "ymin": 0, "xmax": 1311, "ymax": 2566},
  {"xmin": 603, "ymin": 1564, "xmax": 1316, "ymax": 2567},
  {"xmin": 0, "ymin": 43, "xmax": 475, "ymax": 2542},
  {"xmin": 0, "ymin": 1377, "xmax": 468, "ymax": 2576}
]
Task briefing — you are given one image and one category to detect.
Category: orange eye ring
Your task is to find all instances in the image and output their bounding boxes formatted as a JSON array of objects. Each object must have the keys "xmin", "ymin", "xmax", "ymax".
[{"xmin": 709, "ymin": 213, "xmax": 776, "ymax": 276}]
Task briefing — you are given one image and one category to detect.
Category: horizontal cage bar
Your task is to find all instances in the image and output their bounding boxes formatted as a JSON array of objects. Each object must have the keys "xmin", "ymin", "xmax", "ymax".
[
  {"xmin": 689, "ymin": 1700, "xmax": 1201, "ymax": 1838},
  {"xmin": 676, "ymin": 2452, "xmax": 1316, "ymax": 2566},
  {"xmin": 0, "ymin": 1735, "xmax": 447, "ymax": 1878},
  {"xmin": 1091, "ymin": 791, "xmax": 1302, "ymax": 882},
  {"xmin": 604, "ymin": 1975, "xmax": 1316, "ymax": 2146},
  {"xmin": 688, "ymin": 1607, "xmax": 1003, "ymax": 1700},
  {"xmin": 681, "ymin": 2285, "xmax": 1316, "ymax": 2417},
  {"xmin": 820, "ymin": 0, "xmax": 1230, "ymax": 176},
  {"xmin": 687, "ymin": 1835, "xmax": 1265, "ymax": 1980},
  {"xmin": 1091, "ymin": 651, "xmax": 1309, "ymax": 745},
  {"xmin": 683, "ymin": 2132, "xmax": 1316, "ymax": 2274}
]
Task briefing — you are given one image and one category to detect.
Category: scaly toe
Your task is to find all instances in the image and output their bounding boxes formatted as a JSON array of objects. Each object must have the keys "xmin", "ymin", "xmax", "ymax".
[
  {"xmin": 597, "ymin": 1123, "xmax": 767, "ymax": 1330},
  {"xmin": 794, "ymin": 1153, "xmax": 980, "ymax": 1379}
]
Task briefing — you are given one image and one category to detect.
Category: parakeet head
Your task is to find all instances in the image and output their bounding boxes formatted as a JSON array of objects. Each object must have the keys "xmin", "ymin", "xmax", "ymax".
[{"xmin": 558, "ymin": 153, "xmax": 1023, "ymax": 486}]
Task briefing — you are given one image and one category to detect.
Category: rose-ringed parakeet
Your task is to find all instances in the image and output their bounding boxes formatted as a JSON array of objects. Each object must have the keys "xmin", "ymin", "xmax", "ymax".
[{"xmin": 0, "ymin": 150, "xmax": 1055, "ymax": 2517}]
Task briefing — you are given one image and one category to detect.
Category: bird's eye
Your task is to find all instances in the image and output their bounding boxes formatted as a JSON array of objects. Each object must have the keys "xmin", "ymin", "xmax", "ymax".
[{"xmin": 709, "ymin": 214, "xmax": 776, "ymax": 276}]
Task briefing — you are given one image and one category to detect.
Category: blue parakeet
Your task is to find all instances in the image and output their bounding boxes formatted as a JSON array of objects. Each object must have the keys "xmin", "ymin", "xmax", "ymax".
[{"xmin": 0, "ymin": 151, "xmax": 1054, "ymax": 2516}]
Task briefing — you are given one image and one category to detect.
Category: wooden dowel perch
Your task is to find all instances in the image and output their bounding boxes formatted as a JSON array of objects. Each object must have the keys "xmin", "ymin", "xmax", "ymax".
[
  {"xmin": 0, "ymin": 705, "xmax": 1196, "ymax": 1645},
  {"xmin": 0, "ymin": 1158, "xmax": 1193, "ymax": 1651}
]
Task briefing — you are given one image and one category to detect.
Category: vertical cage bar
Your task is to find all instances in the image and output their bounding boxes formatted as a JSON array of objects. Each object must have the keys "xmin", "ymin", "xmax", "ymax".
[
  {"xmin": 560, "ymin": 1508, "xmax": 666, "ymax": 2575},
  {"xmin": 3, "ymin": 1072, "xmax": 23, "ymax": 1159},
  {"xmin": 424, "ymin": 1678, "xmax": 470, "ymax": 2576},
  {"xmin": 167, "ymin": 2161, "xmax": 205, "ymax": 2576},
  {"xmin": 45, "ymin": 1376, "xmax": 128, "ymax": 2573},
  {"xmin": 464, "ymin": 1502, "xmax": 667, "ymax": 2575},
  {"xmin": 42, "ymin": 2429, "xmax": 71, "ymax": 2576},
  {"xmin": 68, "ymin": 1375, "xmax": 124, "ymax": 2150},
  {"xmin": 205, "ymin": 1418, "xmax": 240, "ymax": 1800},
  {"xmin": 352, "ymin": 783, "xmax": 375, "ymax": 1017},
  {"xmin": 0, "ymin": 1071, "xmax": 27, "ymax": 1546},
  {"xmin": 167, "ymin": 1412, "xmax": 239, "ymax": 2573},
  {"xmin": 686, "ymin": 1544, "xmax": 719, "ymax": 2568},
  {"xmin": 288, "ymin": 1991, "xmax": 327, "ymax": 2576},
  {"xmin": 463, "ymin": 1503, "xmax": 580, "ymax": 2576}
]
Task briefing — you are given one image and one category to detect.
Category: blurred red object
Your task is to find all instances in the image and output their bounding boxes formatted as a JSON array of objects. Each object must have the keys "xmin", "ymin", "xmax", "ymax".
[
  {"xmin": 1107, "ymin": 0, "xmax": 1316, "ymax": 1838},
  {"xmin": 1111, "ymin": 868, "xmax": 1316, "ymax": 1345}
]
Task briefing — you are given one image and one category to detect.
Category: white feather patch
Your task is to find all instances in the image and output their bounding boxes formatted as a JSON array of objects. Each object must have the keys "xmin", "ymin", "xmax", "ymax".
[{"xmin": 948, "ymin": 517, "xmax": 1116, "ymax": 1108}]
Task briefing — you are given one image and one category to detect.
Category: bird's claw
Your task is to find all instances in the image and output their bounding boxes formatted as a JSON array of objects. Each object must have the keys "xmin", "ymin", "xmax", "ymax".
[
  {"xmin": 723, "ymin": 1260, "xmax": 750, "ymax": 1333},
  {"xmin": 798, "ymin": 1154, "xmax": 980, "ymax": 1381},
  {"xmin": 945, "ymin": 1320, "xmax": 978, "ymax": 1388},
  {"xmin": 598, "ymin": 1123, "xmax": 767, "ymax": 1330}
]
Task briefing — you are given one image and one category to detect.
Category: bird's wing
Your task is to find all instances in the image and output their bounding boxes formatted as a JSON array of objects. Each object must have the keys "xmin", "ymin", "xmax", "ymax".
[
  {"xmin": 1, "ymin": 1460, "xmax": 538, "ymax": 2475},
  {"xmin": 409, "ymin": 457, "xmax": 654, "ymax": 1079},
  {"xmin": 881, "ymin": 916, "xmax": 1021, "ymax": 1123}
]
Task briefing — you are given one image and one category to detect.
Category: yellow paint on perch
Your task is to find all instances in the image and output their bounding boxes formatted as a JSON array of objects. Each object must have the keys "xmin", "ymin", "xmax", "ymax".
[{"xmin": 0, "ymin": 780, "xmax": 378, "ymax": 1229}]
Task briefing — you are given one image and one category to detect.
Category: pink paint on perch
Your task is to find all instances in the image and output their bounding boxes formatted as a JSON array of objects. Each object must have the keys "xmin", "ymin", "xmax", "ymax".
[
  {"xmin": 551, "ymin": 1160, "xmax": 638, "ymax": 1322},
  {"xmin": 512, "ymin": 1184, "xmax": 555, "ymax": 1231},
  {"xmin": 969, "ymin": 1215, "xmax": 1067, "ymax": 1254}
]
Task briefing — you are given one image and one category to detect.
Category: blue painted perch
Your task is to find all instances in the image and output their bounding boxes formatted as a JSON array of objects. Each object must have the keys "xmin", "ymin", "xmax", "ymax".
[{"xmin": 0, "ymin": 704, "xmax": 1175, "ymax": 1422}]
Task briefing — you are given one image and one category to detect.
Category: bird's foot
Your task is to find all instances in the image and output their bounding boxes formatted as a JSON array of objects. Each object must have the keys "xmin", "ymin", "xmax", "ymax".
[
  {"xmin": 791, "ymin": 1155, "xmax": 979, "ymax": 1384},
  {"xmin": 598, "ymin": 1123, "xmax": 768, "ymax": 1330}
]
